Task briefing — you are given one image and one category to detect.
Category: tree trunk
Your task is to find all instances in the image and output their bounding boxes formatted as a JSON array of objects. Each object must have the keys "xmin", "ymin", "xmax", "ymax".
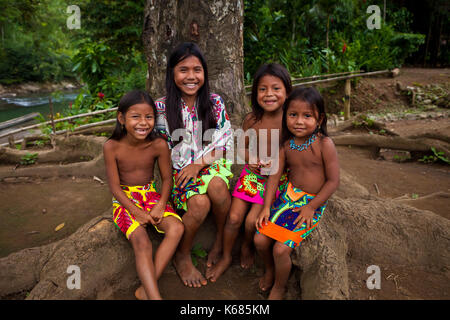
[{"xmin": 142, "ymin": 0, "xmax": 247, "ymax": 116}]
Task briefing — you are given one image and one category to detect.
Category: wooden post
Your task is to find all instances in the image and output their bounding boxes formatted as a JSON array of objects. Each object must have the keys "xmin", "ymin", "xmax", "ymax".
[
  {"xmin": 49, "ymin": 97, "xmax": 56, "ymax": 134},
  {"xmin": 344, "ymin": 79, "xmax": 351, "ymax": 120},
  {"xmin": 8, "ymin": 135, "xmax": 15, "ymax": 148},
  {"xmin": 49, "ymin": 97, "xmax": 56, "ymax": 147}
]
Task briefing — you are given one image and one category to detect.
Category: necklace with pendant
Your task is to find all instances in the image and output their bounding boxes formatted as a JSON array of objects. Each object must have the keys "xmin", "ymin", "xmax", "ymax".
[{"xmin": 289, "ymin": 133, "xmax": 316, "ymax": 151}]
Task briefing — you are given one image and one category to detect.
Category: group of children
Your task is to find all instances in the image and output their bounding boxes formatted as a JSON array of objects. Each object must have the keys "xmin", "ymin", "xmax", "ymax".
[{"xmin": 103, "ymin": 42, "xmax": 340, "ymax": 300}]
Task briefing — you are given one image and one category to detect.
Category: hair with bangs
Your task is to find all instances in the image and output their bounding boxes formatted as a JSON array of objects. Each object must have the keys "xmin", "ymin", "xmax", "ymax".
[
  {"xmin": 282, "ymin": 86, "xmax": 328, "ymax": 143},
  {"xmin": 165, "ymin": 42, "xmax": 216, "ymax": 136},
  {"xmin": 251, "ymin": 63, "xmax": 292, "ymax": 121},
  {"xmin": 109, "ymin": 90, "xmax": 158, "ymax": 141}
]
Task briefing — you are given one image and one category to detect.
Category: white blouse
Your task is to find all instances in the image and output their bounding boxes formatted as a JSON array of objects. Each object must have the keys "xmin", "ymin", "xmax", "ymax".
[{"xmin": 155, "ymin": 93, "xmax": 233, "ymax": 170}]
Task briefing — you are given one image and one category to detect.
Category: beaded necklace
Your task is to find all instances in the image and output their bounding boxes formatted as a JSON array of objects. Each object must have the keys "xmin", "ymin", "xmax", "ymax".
[{"xmin": 289, "ymin": 133, "xmax": 316, "ymax": 152}]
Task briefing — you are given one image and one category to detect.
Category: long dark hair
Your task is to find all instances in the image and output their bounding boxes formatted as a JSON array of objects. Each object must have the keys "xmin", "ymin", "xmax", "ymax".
[
  {"xmin": 109, "ymin": 90, "xmax": 158, "ymax": 141},
  {"xmin": 282, "ymin": 86, "xmax": 328, "ymax": 143},
  {"xmin": 165, "ymin": 42, "xmax": 216, "ymax": 136},
  {"xmin": 251, "ymin": 63, "xmax": 292, "ymax": 121}
]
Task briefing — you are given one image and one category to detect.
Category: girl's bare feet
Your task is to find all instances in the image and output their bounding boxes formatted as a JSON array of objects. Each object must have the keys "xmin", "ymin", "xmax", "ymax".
[
  {"xmin": 205, "ymin": 255, "xmax": 232, "ymax": 282},
  {"xmin": 174, "ymin": 252, "xmax": 207, "ymax": 288},
  {"xmin": 240, "ymin": 243, "xmax": 255, "ymax": 269},
  {"xmin": 268, "ymin": 285, "xmax": 285, "ymax": 300},
  {"xmin": 206, "ymin": 241, "xmax": 222, "ymax": 268},
  {"xmin": 135, "ymin": 285, "xmax": 147, "ymax": 300},
  {"xmin": 259, "ymin": 268, "xmax": 274, "ymax": 292}
]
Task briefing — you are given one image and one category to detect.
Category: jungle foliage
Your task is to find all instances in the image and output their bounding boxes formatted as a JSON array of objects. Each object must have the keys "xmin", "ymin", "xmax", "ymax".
[
  {"xmin": 0, "ymin": 0, "xmax": 437, "ymax": 111},
  {"xmin": 243, "ymin": 0, "xmax": 426, "ymax": 78}
]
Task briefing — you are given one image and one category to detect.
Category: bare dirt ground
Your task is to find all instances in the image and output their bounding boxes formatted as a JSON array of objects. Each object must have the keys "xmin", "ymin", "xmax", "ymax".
[{"xmin": 0, "ymin": 67, "xmax": 448, "ymax": 300}]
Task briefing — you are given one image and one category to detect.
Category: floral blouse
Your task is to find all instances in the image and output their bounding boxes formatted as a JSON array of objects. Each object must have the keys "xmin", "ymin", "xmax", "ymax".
[{"xmin": 155, "ymin": 93, "xmax": 233, "ymax": 170}]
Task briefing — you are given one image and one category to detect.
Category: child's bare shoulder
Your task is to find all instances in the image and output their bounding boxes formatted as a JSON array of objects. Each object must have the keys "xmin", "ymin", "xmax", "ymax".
[
  {"xmin": 242, "ymin": 112, "xmax": 258, "ymax": 130},
  {"xmin": 319, "ymin": 135, "xmax": 336, "ymax": 149},
  {"xmin": 103, "ymin": 139, "xmax": 119, "ymax": 153},
  {"xmin": 151, "ymin": 137, "xmax": 169, "ymax": 151}
]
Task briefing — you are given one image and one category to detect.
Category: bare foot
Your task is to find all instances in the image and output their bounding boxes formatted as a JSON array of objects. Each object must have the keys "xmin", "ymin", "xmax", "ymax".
[
  {"xmin": 206, "ymin": 255, "xmax": 232, "ymax": 282},
  {"xmin": 268, "ymin": 285, "xmax": 285, "ymax": 300},
  {"xmin": 134, "ymin": 285, "xmax": 147, "ymax": 300},
  {"xmin": 259, "ymin": 269, "xmax": 274, "ymax": 292},
  {"xmin": 174, "ymin": 252, "xmax": 207, "ymax": 288},
  {"xmin": 240, "ymin": 243, "xmax": 255, "ymax": 269},
  {"xmin": 206, "ymin": 241, "xmax": 222, "ymax": 268}
]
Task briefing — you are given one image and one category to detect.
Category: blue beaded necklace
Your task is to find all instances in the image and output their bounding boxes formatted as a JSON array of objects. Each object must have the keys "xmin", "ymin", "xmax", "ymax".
[{"xmin": 289, "ymin": 133, "xmax": 316, "ymax": 151}]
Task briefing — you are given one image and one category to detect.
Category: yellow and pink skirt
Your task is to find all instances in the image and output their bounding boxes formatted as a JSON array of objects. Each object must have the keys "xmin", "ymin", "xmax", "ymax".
[{"xmin": 112, "ymin": 181, "xmax": 181, "ymax": 240}]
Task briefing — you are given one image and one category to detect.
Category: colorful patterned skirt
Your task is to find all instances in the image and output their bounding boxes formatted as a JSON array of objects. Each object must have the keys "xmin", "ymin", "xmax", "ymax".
[
  {"xmin": 171, "ymin": 158, "xmax": 233, "ymax": 212},
  {"xmin": 232, "ymin": 164, "xmax": 288, "ymax": 205},
  {"xmin": 258, "ymin": 181, "xmax": 326, "ymax": 249},
  {"xmin": 112, "ymin": 181, "xmax": 181, "ymax": 240}
]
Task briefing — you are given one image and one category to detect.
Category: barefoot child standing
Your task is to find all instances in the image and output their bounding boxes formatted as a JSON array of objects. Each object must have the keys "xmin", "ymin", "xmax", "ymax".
[
  {"xmin": 207, "ymin": 63, "xmax": 292, "ymax": 282},
  {"xmin": 103, "ymin": 90, "xmax": 184, "ymax": 300},
  {"xmin": 155, "ymin": 42, "xmax": 233, "ymax": 288},
  {"xmin": 255, "ymin": 87, "xmax": 340, "ymax": 299}
]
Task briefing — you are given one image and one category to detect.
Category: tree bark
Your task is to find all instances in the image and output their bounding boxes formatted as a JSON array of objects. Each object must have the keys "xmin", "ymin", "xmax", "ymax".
[{"xmin": 142, "ymin": 0, "xmax": 247, "ymax": 116}]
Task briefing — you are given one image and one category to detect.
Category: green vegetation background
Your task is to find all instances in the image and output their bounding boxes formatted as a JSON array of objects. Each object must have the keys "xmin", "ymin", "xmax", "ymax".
[{"xmin": 1, "ymin": 0, "xmax": 446, "ymax": 122}]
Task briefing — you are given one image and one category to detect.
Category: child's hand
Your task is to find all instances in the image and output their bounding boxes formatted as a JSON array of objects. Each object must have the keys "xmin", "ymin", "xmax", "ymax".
[
  {"xmin": 293, "ymin": 205, "xmax": 315, "ymax": 230},
  {"xmin": 258, "ymin": 159, "xmax": 271, "ymax": 168},
  {"xmin": 149, "ymin": 203, "xmax": 165, "ymax": 225},
  {"xmin": 176, "ymin": 164, "xmax": 203, "ymax": 189},
  {"xmin": 133, "ymin": 208, "xmax": 155, "ymax": 226},
  {"xmin": 255, "ymin": 207, "xmax": 271, "ymax": 230},
  {"xmin": 247, "ymin": 157, "xmax": 260, "ymax": 172}
]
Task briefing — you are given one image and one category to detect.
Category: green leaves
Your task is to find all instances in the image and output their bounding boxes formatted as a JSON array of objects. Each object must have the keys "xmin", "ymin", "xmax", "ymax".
[
  {"xmin": 71, "ymin": 41, "xmax": 118, "ymax": 94},
  {"xmin": 191, "ymin": 243, "xmax": 207, "ymax": 267},
  {"xmin": 20, "ymin": 153, "xmax": 38, "ymax": 165},
  {"xmin": 244, "ymin": 0, "xmax": 425, "ymax": 77}
]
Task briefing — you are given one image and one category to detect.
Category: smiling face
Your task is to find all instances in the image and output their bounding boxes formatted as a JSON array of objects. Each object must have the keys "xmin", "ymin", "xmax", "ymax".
[
  {"xmin": 286, "ymin": 99, "xmax": 322, "ymax": 141},
  {"xmin": 256, "ymin": 75, "xmax": 287, "ymax": 113},
  {"xmin": 173, "ymin": 55, "xmax": 205, "ymax": 101},
  {"xmin": 118, "ymin": 103, "xmax": 155, "ymax": 142}
]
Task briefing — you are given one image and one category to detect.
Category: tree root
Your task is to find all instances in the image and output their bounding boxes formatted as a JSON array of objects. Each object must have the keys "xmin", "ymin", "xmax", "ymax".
[{"xmin": 332, "ymin": 134, "xmax": 450, "ymax": 159}]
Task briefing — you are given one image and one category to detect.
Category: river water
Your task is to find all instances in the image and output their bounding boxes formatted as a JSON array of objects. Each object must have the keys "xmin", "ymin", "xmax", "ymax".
[{"xmin": 0, "ymin": 91, "xmax": 79, "ymax": 123}]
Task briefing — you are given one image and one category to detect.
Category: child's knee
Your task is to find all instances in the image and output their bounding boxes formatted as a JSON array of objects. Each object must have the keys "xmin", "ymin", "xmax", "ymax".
[
  {"xmin": 188, "ymin": 195, "xmax": 211, "ymax": 213},
  {"xmin": 130, "ymin": 230, "xmax": 152, "ymax": 252},
  {"xmin": 208, "ymin": 178, "xmax": 230, "ymax": 204},
  {"xmin": 228, "ymin": 210, "xmax": 244, "ymax": 227},
  {"xmin": 187, "ymin": 195, "xmax": 211, "ymax": 223},
  {"xmin": 254, "ymin": 233, "xmax": 270, "ymax": 250},
  {"xmin": 165, "ymin": 218, "xmax": 184, "ymax": 238},
  {"xmin": 272, "ymin": 243, "xmax": 292, "ymax": 259}
]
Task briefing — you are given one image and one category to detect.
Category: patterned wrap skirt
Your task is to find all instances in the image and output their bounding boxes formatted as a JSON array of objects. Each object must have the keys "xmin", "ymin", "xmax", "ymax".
[
  {"xmin": 112, "ymin": 181, "xmax": 181, "ymax": 240},
  {"xmin": 171, "ymin": 158, "xmax": 233, "ymax": 212},
  {"xmin": 258, "ymin": 181, "xmax": 326, "ymax": 249}
]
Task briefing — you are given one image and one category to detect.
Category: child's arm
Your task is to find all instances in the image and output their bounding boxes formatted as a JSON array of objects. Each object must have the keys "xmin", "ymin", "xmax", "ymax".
[
  {"xmin": 294, "ymin": 137, "xmax": 340, "ymax": 229},
  {"xmin": 149, "ymin": 138, "xmax": 173, "ymax": 223},
  {"xmin": 103, "ymin": 141, "xmax": 155, "ymax": 226},
  {"xmin": 255, "ymin": 146, "xmax": 286, "ymax": 229},
  {"xmin": 237, "ymin": 113, "xmax": 260, "ymax": 171}
]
